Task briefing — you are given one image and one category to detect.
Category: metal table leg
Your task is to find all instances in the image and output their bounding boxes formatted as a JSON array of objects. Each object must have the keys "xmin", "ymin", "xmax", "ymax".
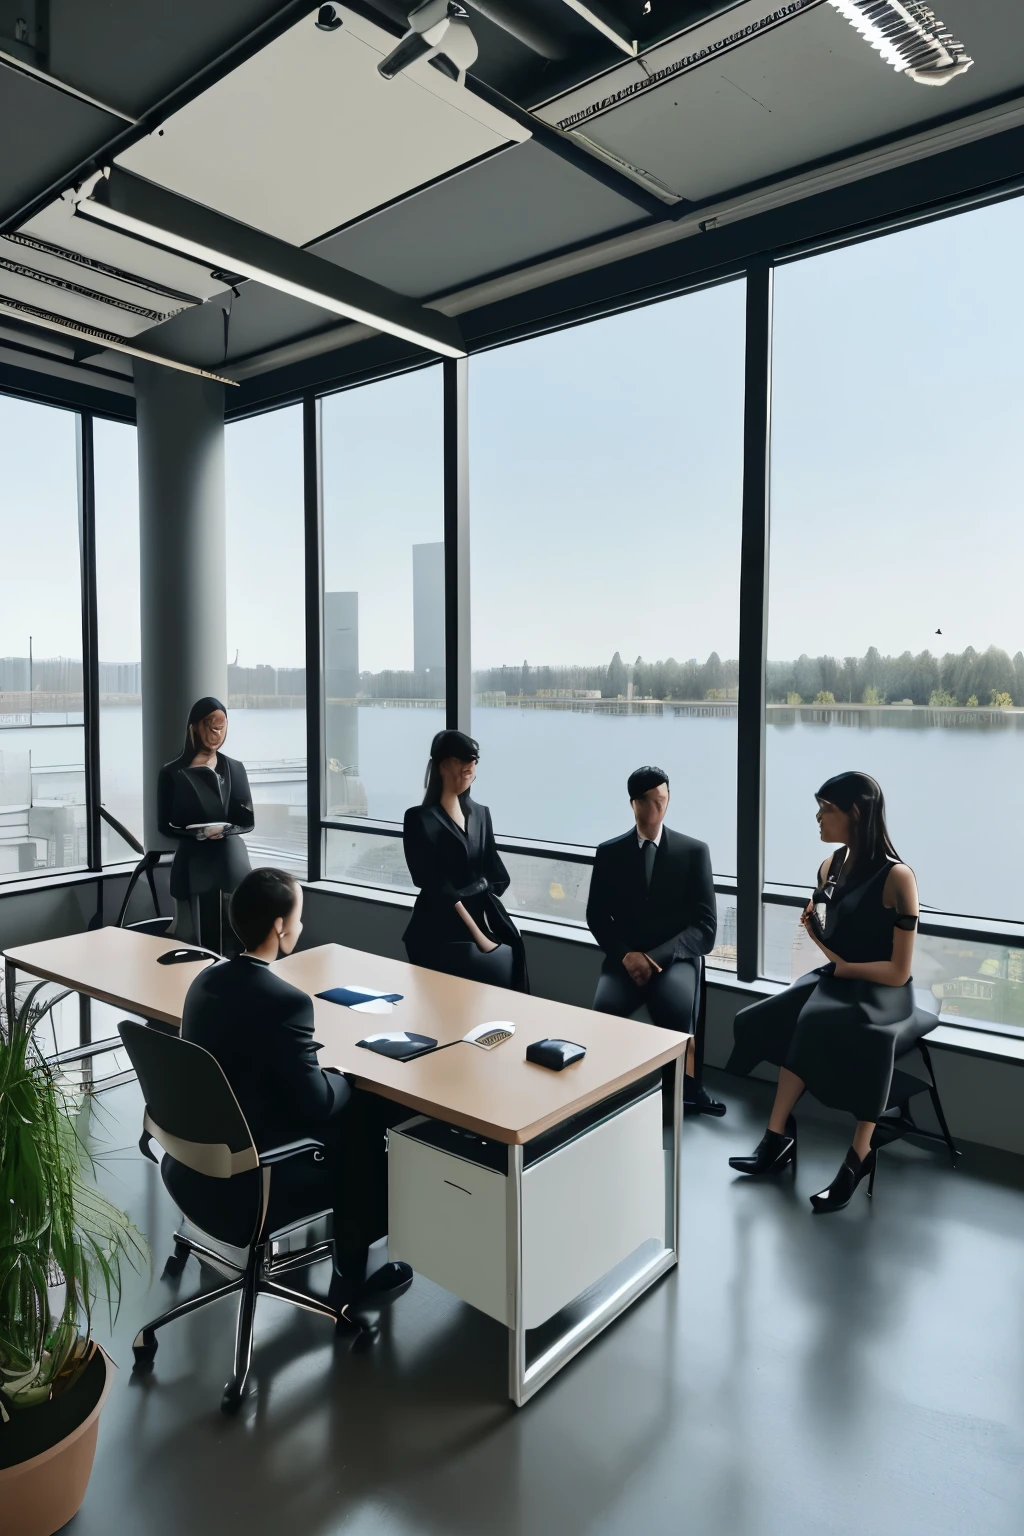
[{"xmin": 506, "ymin": 1056, "xmax": 683, "ymax": 1407}]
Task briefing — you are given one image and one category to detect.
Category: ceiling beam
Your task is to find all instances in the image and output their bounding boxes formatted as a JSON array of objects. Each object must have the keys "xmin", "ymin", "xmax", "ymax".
[{"xmin": 77, "ymin": 167, "xmax": 467, "ymax": 359}]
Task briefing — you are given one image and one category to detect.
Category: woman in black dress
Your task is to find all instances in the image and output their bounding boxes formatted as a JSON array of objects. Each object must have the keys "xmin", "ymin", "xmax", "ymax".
[
  {"xmin": 727, "ymin": 771, "xmax": 926, "ymax": 1213},
  {"xmin": 402, "ymin": 729, "xmax": 528, "ymax": 992},
  {"xmin": 157, "ymin": 696, "xmax": 255, "ymax": 954}
]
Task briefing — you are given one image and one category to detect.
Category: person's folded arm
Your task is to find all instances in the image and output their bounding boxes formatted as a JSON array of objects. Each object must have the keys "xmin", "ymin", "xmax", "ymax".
[
  {"xmin": 482, "ymin": 809, "xmax": 510, "ymax": 899},
  {"xmin": 586, "ymin": 851, "xmax": 627, "ymax": 964},
  {"xmin": 156, "ymin": 765, "xmax": 200, "ymax": 841},
  {"xmin": 229, "ymin": 761, "xmax": 256, "ymax": 834},
  {"xmin": 403, "ymin": 809, "xmax": 488, "ymax": 907},
  {"xmin": 276, "ymin": 995, "xmax": 350, "ymax": 1128},
  {"xmin": 645, "ymin": 844, "xmax": 717, "ymax": 967}
]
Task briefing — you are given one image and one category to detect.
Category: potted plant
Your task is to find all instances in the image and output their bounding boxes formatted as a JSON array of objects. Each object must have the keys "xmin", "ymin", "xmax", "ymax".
[{"xmin": 0, "ymin": 982, "xmax": 146, "ymax": 1536}]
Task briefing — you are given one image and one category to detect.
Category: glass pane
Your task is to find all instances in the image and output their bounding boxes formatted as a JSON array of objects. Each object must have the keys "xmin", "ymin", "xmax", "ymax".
[
  {"xmin": 767, "ymin": 197, "xmax": 1024, "ymax": 922},
  {"xmin": 0, "ymin": 396, "xmax": 85, "ymax": 880},
  {"xmin": 325, "ymin": 828, "xmax": 414, "ymax": 892},
  {"xmin": 762, "ymin": 903, "xmax": 1024, "ymax": 1037},
  {"xmin": 94, "ymin": 417, "xmax": 143, "ymax": 864},
  {"xmin": 226, "ymin": 406, "xmax": 307, "ymax": 878},
  {"xmin": 470, "ymin": 281, "xmax": 745, "ymax": 877},
  {"xmin": 321, "ymin": 369, "xmax": 445, "ymax": 822}
]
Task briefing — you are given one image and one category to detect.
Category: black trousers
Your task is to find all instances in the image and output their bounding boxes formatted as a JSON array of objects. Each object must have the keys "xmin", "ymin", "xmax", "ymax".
[
  {"xmin": 171, "ymin": 892, "xmax": 242, "ymax": 958},
  {"xmin": 593, "ymin": 960, "xmax": 698, "ymax": 1035},
  {"xmin": 594, "ymin": 960, "xmax": 699, "ymax": 1111},
  {"xmin": 263, "ymin": 1086, "xmax": 407, "ymax": 1281}
]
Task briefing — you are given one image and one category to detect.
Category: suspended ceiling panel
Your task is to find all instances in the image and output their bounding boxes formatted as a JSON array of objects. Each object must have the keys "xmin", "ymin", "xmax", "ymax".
[
  {"xmin": 117, "ymin": 6, "xmax": 529, "ymax": 248},
  {"xmin": 313, "ymin": 139, "xmax": 647, "ymax": 299},
  {"xmin": 0, "ymin": 63, "xmax": 121, "ymax": 224},
  {"xmin": 537, "ymin": 0, "xmax": 1024, "ymax": 203}
]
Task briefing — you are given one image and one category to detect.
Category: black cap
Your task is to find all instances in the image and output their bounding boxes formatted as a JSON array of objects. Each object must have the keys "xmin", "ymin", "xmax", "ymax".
[{"xmin": 429, "ymin": 729, "xmax": 479, "ymax": 763}]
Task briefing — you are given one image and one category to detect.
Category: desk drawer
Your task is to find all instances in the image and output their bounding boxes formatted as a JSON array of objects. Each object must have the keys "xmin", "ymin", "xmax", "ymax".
[{"xmin": 387, "ymin": 1126, "xmax": 510, "ymax": 1325}]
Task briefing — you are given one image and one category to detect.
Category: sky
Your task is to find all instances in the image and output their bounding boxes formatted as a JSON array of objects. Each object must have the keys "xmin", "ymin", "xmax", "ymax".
[{"xmin": 3, "ymin": 192, "xmax": 1024, "ymax": 671}]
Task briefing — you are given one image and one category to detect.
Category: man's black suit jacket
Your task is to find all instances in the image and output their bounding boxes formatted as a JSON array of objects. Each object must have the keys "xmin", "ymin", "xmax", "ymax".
[
  {"xmin": 586, "ymin": 826, "xmax": 717, "ymax": 971},
  {"xmin": 181, "ymin": 955, "xmax": 348, "ymax": 1151}
]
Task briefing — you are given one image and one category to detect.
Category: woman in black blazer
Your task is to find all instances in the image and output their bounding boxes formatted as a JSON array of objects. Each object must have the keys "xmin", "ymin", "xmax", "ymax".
[
  {"xmin": 157, "ymin": 696, "xmax": 254, "ymax": 954},
  {"xmin": 402, "ymin": 730, "xmax": 528, "ymax": 992}
]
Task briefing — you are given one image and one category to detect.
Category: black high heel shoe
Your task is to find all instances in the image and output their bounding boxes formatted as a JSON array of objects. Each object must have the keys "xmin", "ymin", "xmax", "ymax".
[
  {"xmin": 810, "ymin": 1146, "xmax": 876, "ymax": 1213},
  {"xmin": 729, "ymin": 1118, "xmax": 798, "ymax": 1177}
]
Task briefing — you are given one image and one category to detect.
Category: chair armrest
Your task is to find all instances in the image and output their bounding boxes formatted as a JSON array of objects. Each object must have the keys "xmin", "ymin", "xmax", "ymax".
[{"xmin": 258, "ymin": 1138, "xmax": 326, "ymax": 1165}]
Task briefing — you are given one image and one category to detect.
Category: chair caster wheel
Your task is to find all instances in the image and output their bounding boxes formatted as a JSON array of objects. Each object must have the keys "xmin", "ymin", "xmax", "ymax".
[{"xmin": 221, "ymin": 1381, "xmax": 245, "ymax": 1413}]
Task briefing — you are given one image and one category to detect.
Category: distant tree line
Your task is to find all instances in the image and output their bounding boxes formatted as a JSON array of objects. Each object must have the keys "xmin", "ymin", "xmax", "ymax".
[
  {"xmin": 471, "ymin": 644, "xmax": 1024, "ymax": 708},
  {"xmin": 766, "ymin": 645, "xmax": 1024, "ymax": 707},
  {"xmin": 473, "ymin": 652, "xmax": 738, "ymax": 701}
]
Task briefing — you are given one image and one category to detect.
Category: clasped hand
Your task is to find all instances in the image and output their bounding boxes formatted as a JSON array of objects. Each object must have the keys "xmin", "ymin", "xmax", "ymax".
[{"xmin": 623, "ymin": 950, "xmax": 655, "ymax": 986}]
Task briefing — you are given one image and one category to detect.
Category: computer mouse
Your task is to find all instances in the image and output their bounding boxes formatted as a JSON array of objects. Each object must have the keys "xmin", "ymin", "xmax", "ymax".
[
  {"xmin": 526, "ymin": 1038, "xmax": 586, "ymax": 1071},
  {"xmin": 157, "ymin": 948, "xmax": 218, "ymax": 965}
]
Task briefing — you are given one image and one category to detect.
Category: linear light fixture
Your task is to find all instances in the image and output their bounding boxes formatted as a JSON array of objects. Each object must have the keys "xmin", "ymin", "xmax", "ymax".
[
  {"xmin": 0, "ymin": 293, "xmax": 237, "ymax": 384},
  {"xmin": 75, "ymin": 168, "xmax": 466, "ymax": 360},
  {"xmin": 827, "ymin": 1, "xmax": 973, "ymax": 85}
]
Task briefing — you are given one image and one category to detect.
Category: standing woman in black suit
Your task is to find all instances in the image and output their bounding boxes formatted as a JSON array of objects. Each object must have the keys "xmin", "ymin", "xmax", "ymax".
[
  {"xmin": 157, "ymin": 696, "xmax": 255, "ymax": 954},
  {"xmin": 402, "ymin": 729, "xmax": 528, "ymax": 992}
]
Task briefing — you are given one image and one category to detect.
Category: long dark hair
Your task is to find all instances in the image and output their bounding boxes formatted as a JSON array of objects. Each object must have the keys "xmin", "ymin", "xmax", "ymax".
[
  {"xmin": 422, "ymin": 729, "xmax": 479, "ymax": 806},
  {"xmin": 816, "ymin": 771, "xmax": 900, "ymax": 872},
  {"xmin": 177, "ymin": 696, "xmax": 228, "ymax": 766}
]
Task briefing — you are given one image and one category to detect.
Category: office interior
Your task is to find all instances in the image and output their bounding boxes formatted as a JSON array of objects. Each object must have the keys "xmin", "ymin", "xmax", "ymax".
[{"xmin": 2, "ymin": 2, "xmax": 1024, "ymax": 1533}]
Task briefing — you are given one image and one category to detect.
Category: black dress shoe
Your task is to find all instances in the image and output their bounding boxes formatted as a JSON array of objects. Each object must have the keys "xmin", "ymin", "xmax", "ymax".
[
  {"xmin": 810, "ymin": 1146, "xmax": 876, "ymax": 1213},
  {"xmin": 684, "ymin": 1081, "xmax": 727, "ymax": 1117},
  {"xmin": 329, "ymin": 1261, "xmax": 413, "ymax": 1327},
  {"xmin": 728, "ymin": 1127, "xmax": 797, "ymax": 1176}
]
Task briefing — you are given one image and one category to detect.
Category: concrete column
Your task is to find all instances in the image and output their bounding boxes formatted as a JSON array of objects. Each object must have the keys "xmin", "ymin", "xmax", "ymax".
[{"xmin": 135, "ymin": 362, "xmax": 227, "ymax": 851}]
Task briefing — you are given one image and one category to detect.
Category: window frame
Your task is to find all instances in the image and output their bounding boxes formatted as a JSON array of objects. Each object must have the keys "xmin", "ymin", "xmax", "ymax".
[{"xmin": 6, "ymin": 177, "xmax": 1024, "ymax": 1012}]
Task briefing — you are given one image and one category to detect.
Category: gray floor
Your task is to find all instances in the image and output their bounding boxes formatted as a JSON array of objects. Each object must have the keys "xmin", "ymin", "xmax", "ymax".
[{"xmin": 74, "ymin": 1071, "xmax": 1024, "ymax": 1536}]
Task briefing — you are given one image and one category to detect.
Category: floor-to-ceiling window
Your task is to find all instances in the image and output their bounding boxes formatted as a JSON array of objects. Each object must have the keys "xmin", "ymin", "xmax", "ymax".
[
  {"xmin": 94, "ymin": 416, "xmax": 143, "ymax": 865},
  {"xmin": 320, "ymin": 368, "xmax": 444, "ymax": 889},
  {"xmin": 469, "ymin": 281, "xmax": 747, "ymax": 958},
  {"xmin": 0, "ymin": 396, "xmax": 85, "ymax": 881},
  {"xmin": 765, "ymin": 195, "xmax": 1024, "ymax": 1027},
  {"xmin": 225, "ymin": 404, "xmax": 307, "ymax": 879}
]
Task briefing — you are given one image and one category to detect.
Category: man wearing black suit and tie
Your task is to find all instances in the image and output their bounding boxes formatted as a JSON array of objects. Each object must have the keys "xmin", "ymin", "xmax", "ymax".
[
  {"xmin": 181, "ymin": 866, "xmax": 412, "ymax": 1323},
  {"xmin": 587, "ymin": 765, "xmax": 725, "ymax": 1116}
]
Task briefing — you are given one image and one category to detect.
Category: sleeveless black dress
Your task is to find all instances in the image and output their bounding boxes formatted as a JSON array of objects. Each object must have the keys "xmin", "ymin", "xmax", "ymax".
[{"xmin": 727, "ymin": 854, "xmax": 930, "ymax": 1122}]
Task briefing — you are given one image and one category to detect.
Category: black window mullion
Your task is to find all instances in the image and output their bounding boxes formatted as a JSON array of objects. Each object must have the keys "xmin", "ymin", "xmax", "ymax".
[
  {"xmin": 736, "ymin": 262, "xmax": 774, "ymax": 981},
  {"xmin": 76, "ymin": 410, "xmax": 101, "ymax": 875},
  {"xmin": 303, "ymin": 392, "xmax": 324, "ymax": 884},
  {"xmin": 443, "ymin": 357, "xmax": 471, "ymax": 732}
]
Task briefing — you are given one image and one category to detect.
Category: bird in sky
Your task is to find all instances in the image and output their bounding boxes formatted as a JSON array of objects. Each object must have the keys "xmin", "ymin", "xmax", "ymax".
[{"xmin": 935, "ymin": 629, "xmax": 943, "ymax": 636}]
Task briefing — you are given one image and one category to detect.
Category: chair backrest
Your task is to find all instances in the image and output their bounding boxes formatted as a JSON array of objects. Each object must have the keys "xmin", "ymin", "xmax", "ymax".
[
  {"xmin": 116, "ymin": 849, "xmax": 169, "ymax": 930},
  {"xmin": 118, "ymin": 1021, "xmax": 258, "ymax": 1178}
]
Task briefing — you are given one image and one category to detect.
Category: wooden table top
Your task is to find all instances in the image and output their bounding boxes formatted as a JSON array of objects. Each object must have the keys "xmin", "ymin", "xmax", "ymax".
[
  {"xmin": 3, "ymin": 927, "xmax": 216, "ymax": 1027},
  {"xmin": 4, "ymin": 931, "xmax": 688, "ymax": 1144}
]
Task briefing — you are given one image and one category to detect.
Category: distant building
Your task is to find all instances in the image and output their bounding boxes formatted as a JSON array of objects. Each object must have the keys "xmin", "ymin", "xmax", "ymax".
[{"xmin": 413, "ymin": 542, "xmax": 445, "ymax": 682}]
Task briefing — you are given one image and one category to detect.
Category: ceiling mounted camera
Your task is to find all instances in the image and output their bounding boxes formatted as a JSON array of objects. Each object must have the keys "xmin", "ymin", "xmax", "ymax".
[{"xmin": 377, "ymin": 0, "xmax": 478, "ymax": 85}]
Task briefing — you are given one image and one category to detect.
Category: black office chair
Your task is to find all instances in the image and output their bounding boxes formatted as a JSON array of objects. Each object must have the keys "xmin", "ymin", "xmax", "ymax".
[
  {"xmin": 873, "ymin": 989, "xmax": 960, "ymax": 1167},
  {"xmin": 118, "ymin": 1021, "xmax": 338, "ymax": 1412},
  {"xmin": 105, "ymin": 804, "xmax": 174, "ymax": 938}
]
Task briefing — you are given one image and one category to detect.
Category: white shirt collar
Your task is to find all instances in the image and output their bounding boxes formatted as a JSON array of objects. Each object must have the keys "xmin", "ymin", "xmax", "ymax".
[{"xmin": 636, "ymin": 826, "xmax": 664, "ymax": 850}]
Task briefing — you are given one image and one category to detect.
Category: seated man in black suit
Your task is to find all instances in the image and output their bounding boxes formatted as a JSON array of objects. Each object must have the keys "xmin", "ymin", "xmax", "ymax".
[
  {"xmin": 587, "ymin": 766, "xmax": 725, "ymax": 1116},
  {"xmin": 181, "ymin": 866, "xmax": 411, "ymax": 1323}
]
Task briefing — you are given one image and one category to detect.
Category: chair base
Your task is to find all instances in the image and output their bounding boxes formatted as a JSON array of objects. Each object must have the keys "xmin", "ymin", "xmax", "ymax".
[{"xmin": 133, "ymin": 1229, "xmax": 340, "ymax": 1412}]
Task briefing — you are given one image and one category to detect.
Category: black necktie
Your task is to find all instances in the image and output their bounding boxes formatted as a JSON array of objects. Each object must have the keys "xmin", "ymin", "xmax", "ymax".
[{"xmin": 642, "ymin": 838, "xmax": 656, "ymax": 890}]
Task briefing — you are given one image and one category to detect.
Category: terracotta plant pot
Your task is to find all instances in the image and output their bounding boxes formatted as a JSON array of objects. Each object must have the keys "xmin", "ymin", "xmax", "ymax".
[{"xmin": 0, "ymin": 1347, "xmax": 115, "ymax": 1536}]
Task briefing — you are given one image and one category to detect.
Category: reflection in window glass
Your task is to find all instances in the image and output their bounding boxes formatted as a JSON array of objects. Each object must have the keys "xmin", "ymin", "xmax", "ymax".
[
  {"xmin": 94, "ymin": 418, "xmax": 143, "ymax": 864},
  {"xmin": 226, "ymin": 406, "xmax": 307, "ymax": 878},
  {"xmin": 0, "ymin": 396, "xmax": 85, "ymax": 879},
  {"xmin": 321, "ymin": 369, "xmax": 444, "ymax": 823},
  {"xmin": 470, "ymin": 282, "xmax": 746, "ymax": 877},
  {"xmin": 324, "ymin": 828, "xmax": 414, "ymax": 892},
  {"xmin": 767, "ymin": 197, "xmax": 1024, "ymax": 924}
]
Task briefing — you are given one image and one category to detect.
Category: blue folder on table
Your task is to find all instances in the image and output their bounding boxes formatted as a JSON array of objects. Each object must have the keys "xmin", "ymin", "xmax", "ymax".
[{"xmin": 317, "ymin": 987, "xmax": 404, "ymax": 1008}]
